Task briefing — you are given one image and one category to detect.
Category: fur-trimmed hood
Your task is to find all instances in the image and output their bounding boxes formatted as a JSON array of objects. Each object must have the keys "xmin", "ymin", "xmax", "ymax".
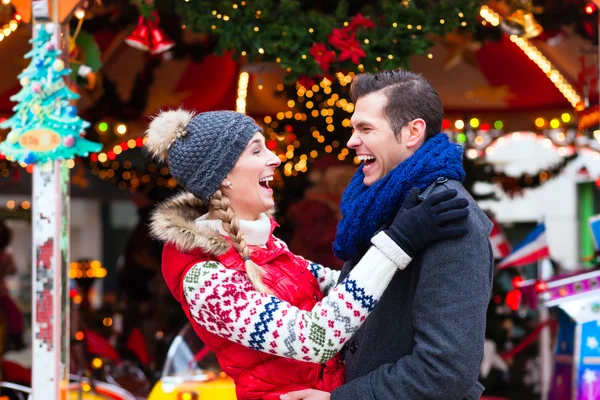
[{"xmin": 150, "ymin": 191, "xmax": 231, "ymax": 256}]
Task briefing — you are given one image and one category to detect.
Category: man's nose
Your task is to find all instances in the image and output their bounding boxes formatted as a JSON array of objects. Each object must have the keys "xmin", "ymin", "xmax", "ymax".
[{"xmin": 347, "ymin": 134, "xmax": 362, "ymax": 149}]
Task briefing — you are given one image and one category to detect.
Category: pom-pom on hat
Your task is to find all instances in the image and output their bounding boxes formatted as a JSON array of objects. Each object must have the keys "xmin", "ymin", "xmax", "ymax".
[{"xmin": 145, "ymin": 109, "xmax": 262, "ymax": 201}]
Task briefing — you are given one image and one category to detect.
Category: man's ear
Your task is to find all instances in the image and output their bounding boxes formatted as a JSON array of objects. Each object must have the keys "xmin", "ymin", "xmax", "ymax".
[{"xmin": 406, "ymin": 118, "xmax": 426, "ymax": 149}]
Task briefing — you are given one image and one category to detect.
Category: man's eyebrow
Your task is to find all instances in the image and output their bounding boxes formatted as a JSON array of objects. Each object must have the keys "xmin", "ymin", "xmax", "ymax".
[{"xmin": 352, "ymin": 121, "xmax": 372, "ymax": 129}]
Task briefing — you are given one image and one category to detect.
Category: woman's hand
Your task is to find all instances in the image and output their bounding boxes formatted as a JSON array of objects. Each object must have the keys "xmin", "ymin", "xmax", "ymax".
[{"xmin": 281, "ymin": 389, "xmax": 331, "ymax": 400}]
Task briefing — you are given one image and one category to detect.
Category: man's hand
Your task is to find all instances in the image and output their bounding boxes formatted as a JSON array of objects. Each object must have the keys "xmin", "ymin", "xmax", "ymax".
[{"xmin": 280, "ymin": 389, "xmax": 331, "ymax": 400}]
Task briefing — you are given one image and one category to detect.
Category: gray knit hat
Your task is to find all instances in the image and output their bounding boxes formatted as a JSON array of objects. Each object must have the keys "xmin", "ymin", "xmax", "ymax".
[{"xmin": 144, "ymin": 109, "xmax": 262, "ymax": 201}]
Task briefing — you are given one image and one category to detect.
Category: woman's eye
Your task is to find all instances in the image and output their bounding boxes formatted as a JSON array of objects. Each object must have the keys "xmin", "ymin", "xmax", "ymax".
[{"xmin": 253, "ymin": 149, "xmax": 261, "ymax": 155}]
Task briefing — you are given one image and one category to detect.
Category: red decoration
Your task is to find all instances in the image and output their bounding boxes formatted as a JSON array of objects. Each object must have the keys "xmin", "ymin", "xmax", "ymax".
[
  {"xmin": 125, "ymin": 13, "xmax": 174, "ymax": 55},
  {"xmin": 310, "ymin": 43, "xmax": 337, "ymax": 73},
  {"xmin": 147, "ymin": 16, "xmax": 175, "ymax": 55},
  {"xmin": 442, "ymin": 119, "xmax": 451, "ymax": 129},
  {"xmin": 512, "ymin": 276, "xmax": 524, "ymax": 288},
  {"xmin": 534, "ymin": 280, "xmax": 547, "ymax": 293},
  {"xmin": 505, "ymin": 289, "xmax": 522, "ymax": 311},
  {"xmin": 267, "ymin": 140, "xmax": 276, "ymax": 150},
  {"xmin": 125, "ymin": 16, "xmax": 151, "ymax": 51},
  {"xmin": 585, "ymin": 3, "xmax": 596, "ymax": 14},
  {"xmin": 298, "ymin": 75, "xmax": 316, "ymax": 89},
  {"xmin": 328, "ymin": 30, "xmax": 365, "ymax": 65},
  {"xmin": 348, "ymin": 13, "xmax": 376, "ymax": 30}
]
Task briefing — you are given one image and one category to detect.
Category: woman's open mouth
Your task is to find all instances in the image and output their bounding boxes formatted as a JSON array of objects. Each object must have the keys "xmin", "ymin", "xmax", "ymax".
[{"xmin": 259, "ymin": 176, "xmax": 274, "ymax": 191}]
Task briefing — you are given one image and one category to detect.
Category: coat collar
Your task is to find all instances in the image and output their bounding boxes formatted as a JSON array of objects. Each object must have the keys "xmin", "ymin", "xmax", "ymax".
[{"xmin": 150, "ymin": 191, "xmax": 276, "ymax": 256}]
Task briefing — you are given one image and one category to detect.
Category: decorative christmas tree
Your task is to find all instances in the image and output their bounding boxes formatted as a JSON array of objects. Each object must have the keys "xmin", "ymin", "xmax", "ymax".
[{"xmin": 0, "ymin": 25, "xmax": 102, "ymax": 164}]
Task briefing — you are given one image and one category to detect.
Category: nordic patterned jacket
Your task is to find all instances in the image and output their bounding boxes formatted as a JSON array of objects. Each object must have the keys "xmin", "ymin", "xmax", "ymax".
[{"xmin": 149, "ymin": 192, "xmax": 412, "ymax": 400}]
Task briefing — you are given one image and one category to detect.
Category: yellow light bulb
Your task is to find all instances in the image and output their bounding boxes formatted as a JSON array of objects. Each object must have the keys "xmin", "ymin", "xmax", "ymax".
[{"xmin": 534, "ymin": 117, "xmax": 546, "ymax": 128}]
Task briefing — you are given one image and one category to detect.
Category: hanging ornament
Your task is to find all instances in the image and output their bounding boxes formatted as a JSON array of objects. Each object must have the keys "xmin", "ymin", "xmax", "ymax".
[
  {"xmin": 147, "ymin": 16, "xmax": 175, "ymax": 55},
  {"xmin": 32, "ymin": 104, "xmax": 41, "ymax": 114},
  {"xmin": 24, "ymin": 152, "xmax": 37, "ymax": 164},
  {"xmin": 66, "ymin": 105, "xmax": 78, "ymax": 118},
  {"xmin": 52, "ymin": 59, "xmax": 65, "ymax": 71},
  {"xmin": 34, "ymin": 58, "xmax": 44, "ymax": 69},
  {"xmin": 63, "ymin": 135, "xmax": 75, "ymax": 148},
  {"xmin": 45, "ymin": 42, "xmax": 55, "ymax": 51},
  {"xmin": 125, "ymin": 11, "xmax": 174, "ymax": 55},
  {"xmin": 19, "ymin": 77, "xmax": 30, "ymax": 86},
  {"xmin": 125, "ymin": 16, "xmax": 151, "ymax": 51},
  {"xmin": 32, "ymin": 82, "xmax": 42, "ymax": 93},
  {"xmin": 6, "ymin": 131, "xmax": 19, "ymax": 144},
  {"xmin": 68, "ymin": 30, "xmax": 102, "ymax": 91},
  {"xmin": 500, "ymin": 10, "xmax": 543, "ymax": 39}
]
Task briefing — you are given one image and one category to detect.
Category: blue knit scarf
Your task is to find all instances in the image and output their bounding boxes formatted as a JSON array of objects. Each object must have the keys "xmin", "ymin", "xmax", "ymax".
[{"xmin": 333, "ymin": 133, "xmax": 465, "ymax": 261}]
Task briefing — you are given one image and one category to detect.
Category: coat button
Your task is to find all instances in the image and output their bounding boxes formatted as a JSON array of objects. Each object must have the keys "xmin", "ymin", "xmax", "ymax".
[
  {"xmin": 349, "ymin": 340, "xmax": 358, "ymax": 354},
  {"xmin": 436, "ymin": 176, "xmax": 448, "ymax": 183}
]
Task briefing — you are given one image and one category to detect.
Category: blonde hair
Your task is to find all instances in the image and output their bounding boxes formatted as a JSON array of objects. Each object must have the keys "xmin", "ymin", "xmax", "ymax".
[{"xmin": 210, "ymin": 189, "xmax": 271, "ymax": 293}]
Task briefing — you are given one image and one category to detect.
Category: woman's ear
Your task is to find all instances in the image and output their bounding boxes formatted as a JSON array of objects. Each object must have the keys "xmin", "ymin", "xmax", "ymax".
[{"xmin": 222, "ymin": 178, "xmax": 233, "ymax": 189}]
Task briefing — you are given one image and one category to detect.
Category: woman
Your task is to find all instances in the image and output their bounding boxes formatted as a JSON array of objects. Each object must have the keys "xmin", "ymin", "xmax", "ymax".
[{"xmin": 145, "ymin": 109, "xmax": 469, "ymax": 400}]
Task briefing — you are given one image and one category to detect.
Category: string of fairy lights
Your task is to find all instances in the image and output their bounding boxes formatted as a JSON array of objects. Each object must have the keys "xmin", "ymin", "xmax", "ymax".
[
  {"xmin": 256, "ymin": 73, "xmax": 359, "ymax": 177},
  {"xmin": 0, "ymin": 9, "xmax": 21, "ymax": 44},
  {"xmin": 227, "ymin": 4, "xmax": 586, "ymax": 177},
  {"xmin": 233, "ymin": 68, "xmax": 592, "ymax": 178},
  {"xmin": 479, "ymin": 5, "xmax": 582, "ymax": 108},
  {"xmin": 0, "ymin": 3, "xmax": 593, "ymax": 191},
  {"xmin": 205, "ymin": 1, "xmax": 471, "ymax": 67}
]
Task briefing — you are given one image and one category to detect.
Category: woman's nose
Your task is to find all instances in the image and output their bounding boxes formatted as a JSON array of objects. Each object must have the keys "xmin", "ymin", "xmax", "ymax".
[{"xmin": 267, "ymin": 152, "xmax": 282, "ymax": 167}]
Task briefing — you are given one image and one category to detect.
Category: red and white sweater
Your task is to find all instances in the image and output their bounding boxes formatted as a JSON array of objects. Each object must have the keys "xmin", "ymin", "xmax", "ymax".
[{"xmin": 181, "ymin": 213, "xmax": 411, "ymax": 363}]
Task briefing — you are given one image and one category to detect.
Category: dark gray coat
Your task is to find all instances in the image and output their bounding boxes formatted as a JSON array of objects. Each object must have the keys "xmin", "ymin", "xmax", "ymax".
[{"xmin": 331, "ymin": 179, "xmax": 494, "ymax": 400}]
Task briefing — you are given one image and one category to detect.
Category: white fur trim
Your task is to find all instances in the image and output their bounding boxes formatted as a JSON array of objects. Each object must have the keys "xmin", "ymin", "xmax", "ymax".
[
  {"xmin": 371, "ymin": 231, "xmax": 412, "ymax": 270},
  {"xmin": 145, "ymin": 108, "xmax": 196, "ymax": 161},
  {"xmin": 195, "ymin": 213, "xmax": 271, "ymax": 247}
]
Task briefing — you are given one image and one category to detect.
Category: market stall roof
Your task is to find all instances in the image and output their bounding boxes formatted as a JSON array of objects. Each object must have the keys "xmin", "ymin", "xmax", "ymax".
[{"xmin": 0, "ymin": 21, "xmax": 593, "ymax": 121}]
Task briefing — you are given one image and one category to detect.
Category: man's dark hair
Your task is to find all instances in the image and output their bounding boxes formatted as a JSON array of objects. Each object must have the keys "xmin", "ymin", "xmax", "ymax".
[
  {"xmin": 0, "ymin": 220, "xmax": 12, "ymax": 251},
  {"xmin": 350, "ymin": 70, "xmax": 443, "ymax": 140}
]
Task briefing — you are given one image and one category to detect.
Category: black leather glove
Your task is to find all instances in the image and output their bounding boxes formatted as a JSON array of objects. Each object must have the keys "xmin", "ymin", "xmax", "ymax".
[{"xmin": 383, "ymin": 187, "xmax": 469, "ymax": 258}]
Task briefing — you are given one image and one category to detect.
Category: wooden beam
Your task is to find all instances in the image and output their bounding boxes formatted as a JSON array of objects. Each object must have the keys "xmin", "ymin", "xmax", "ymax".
[{"xmin": 12, "ymin": 0, "xmax": 81, "ymax": 23}]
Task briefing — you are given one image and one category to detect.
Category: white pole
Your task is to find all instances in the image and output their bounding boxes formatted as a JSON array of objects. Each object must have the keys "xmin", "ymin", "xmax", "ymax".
[
  {"xmin": 30, "ymin": 4, "xmax": 71, "ymax": 396},
  {"xmin": 538, "ymin": 258, "xmax": 552, "ymax": 400},
  {"xmin": 31, "ymin": 159, "xmax": 70, "ymax": 400}
]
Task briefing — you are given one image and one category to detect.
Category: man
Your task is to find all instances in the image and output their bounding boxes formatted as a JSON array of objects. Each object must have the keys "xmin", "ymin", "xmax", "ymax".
[{"xmin": 283, "ymin": 70, "xmax": 493, "ymax": 399}]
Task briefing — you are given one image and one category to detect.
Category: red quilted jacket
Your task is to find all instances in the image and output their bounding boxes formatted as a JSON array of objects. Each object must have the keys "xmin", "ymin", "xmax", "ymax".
[{"xmin": 155, "ymin": 193, "xmax": 345, "ymax": 400}]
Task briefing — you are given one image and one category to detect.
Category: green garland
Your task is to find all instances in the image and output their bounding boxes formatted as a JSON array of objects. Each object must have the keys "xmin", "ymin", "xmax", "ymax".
[{"xmin": 173, "ymin": 0, "xmax": 483, "ymax": 82}]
